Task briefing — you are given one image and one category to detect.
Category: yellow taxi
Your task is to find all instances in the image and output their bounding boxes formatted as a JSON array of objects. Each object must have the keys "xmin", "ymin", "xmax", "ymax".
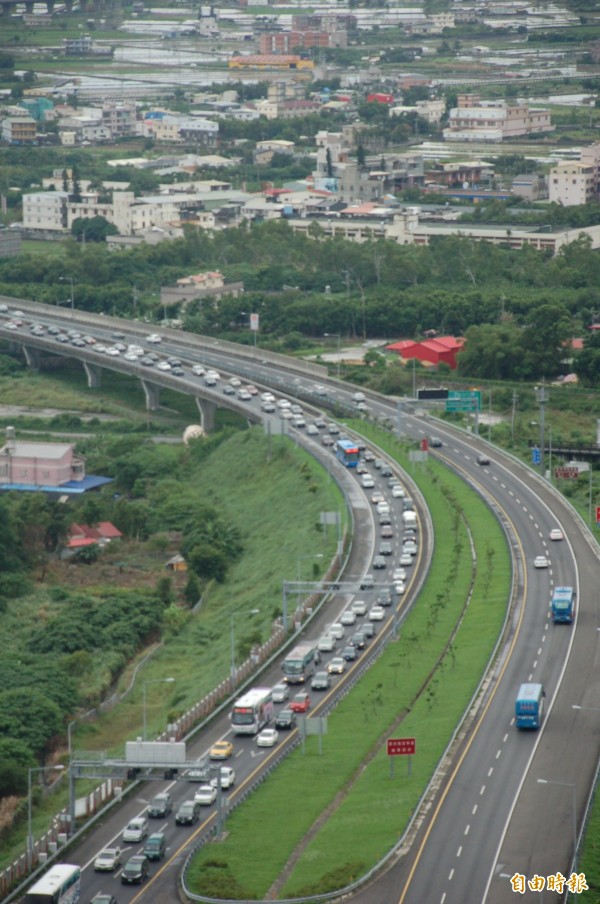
[{"xmin": 209, "ymin": 739, "xmax": 234, "ymax": 760}]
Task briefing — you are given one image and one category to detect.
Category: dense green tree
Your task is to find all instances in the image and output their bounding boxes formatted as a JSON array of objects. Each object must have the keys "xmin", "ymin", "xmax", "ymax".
[
  {"xmin": 71, "ymin": 215, "xmax": 119, "ymax": 242},
  {"xmin": 186, "ymin": 542, "xmax": 229, "ymax": 583},
  {"xmin": 574, "ymin": 330, "xmax": 600, "ymax": 385},
  {"xmin": 0, "ymin": 689, "xmax": 62, "ymax": 755},
  {"xmin": 0, "ymin": 738, "xmax": 36, "ymax": 798}
]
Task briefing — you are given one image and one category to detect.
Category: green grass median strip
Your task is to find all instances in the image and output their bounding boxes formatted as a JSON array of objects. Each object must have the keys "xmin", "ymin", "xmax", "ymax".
[{"xmin": 186, "ymin": 426, "xmax": 511, "ymax": 900}]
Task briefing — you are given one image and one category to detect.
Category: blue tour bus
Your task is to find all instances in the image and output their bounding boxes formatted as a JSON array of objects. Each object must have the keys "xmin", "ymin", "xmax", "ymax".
[
  {"xmin": 551, "ymin": 586, "xmax": 575, "ymax": 624},
  {"xmin": 335, "ymin": 439, "xmax": 360, "ymax": 468},
  {"xmin": 515, "ymin": 682, "xmax": 545, "ymax": 729}
]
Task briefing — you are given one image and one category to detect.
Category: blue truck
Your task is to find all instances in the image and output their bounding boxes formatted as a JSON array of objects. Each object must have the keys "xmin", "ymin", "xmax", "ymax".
[
  {"xmin": 515, "ymin": 682, "xmax": 545, "ymax": 730},
  {"xmin": 551, "ymin": 586, "xmax": 575, "ymax": 624}
]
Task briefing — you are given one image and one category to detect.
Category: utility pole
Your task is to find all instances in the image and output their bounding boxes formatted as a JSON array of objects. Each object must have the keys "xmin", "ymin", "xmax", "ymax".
[{"xmin": 511, "ymin": 389, "xmax": 518, "ymax": 442}]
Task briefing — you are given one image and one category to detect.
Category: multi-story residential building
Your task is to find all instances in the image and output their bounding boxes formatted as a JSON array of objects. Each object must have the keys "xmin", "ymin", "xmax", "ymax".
[
  {"xmin": 443, "ymin": 94, "xmax": 553, "ymax": 142},
  {"xmin": 23, "ymin": 191, "xmax": 69, "ymax": 231},
  {"xmin": 390, "ymin": 98, "xmax": 445, "ymax": 124},
  {"xmin": 1, "ymin": 115, "xmax": 37, "ymax": 145},
  {"xmin": 548, "ymin": 144, "xmax": 600, "ymax": 206},
  {"xmin": 259, "ymin": 29, "xmax": 347, "ymax": 53},
  {"xmin": 0, "ymin": 436, "xmax": 86, "ymax": 490},
  {"xmin": 101, "ymin": 103, "xmax": 137, "ymax": 138},
  {"xmin": 144, "ymin": 115, "xmax": 218, "ymax": 147},
  {"xmin": 64, "ymin": 35, "xmax": 93, "ymax": 54}
]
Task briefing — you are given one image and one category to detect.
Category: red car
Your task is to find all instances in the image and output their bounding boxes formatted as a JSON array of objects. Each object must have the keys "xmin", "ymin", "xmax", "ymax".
[{"xmin": 290, "ymin": 692, "xmax": 311, "ymax": 713}]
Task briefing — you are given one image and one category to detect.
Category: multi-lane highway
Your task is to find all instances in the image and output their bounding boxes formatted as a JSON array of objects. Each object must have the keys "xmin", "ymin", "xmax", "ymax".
[{"xmin": 2, "ymin": 299, "xmax": 597, "ymax": 904}]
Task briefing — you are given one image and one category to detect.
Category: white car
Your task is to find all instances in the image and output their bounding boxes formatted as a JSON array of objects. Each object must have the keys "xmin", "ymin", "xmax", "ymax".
[
  {"xmin": 318, "ymin": 634, "xmax": 336, "ymax": 652},
  {"xmin": 94, "ymin": 847, "xmax": 122, "ymax": 871},
  {"xmin": 147, "ymin": 333, "xmax": 162, "ymax": 343},
  {"xmin": 328, "ymin": 622, "xmax": 345, "ymax": 639},
  {"xmin": 534, "ymin": 555, "xmax": 549, "ymax": 569},
  {"xmin": 361, "ymin": 476, "xmax": 375, "ymax": 489},
  {"xmin": 368, "ymin": 606, "xmax": 385, "ymax": 622},
  {"xmin": 392, "ymin": 568, "xmax": 407, "ymax": 582},
  {"xmin": 399, "ymin": 553, "xmax": 413, "ymax": 567},
  {"xmin": 371, "ymin": 492, "xmax": 385, "ymax": 505},
  {"xmin": 403, "ymin": 541, "xmax": 418, "ymax": 556},
  {"xmin": 194, "ymin": 784, "xmax": 217, "ymax": 805},
  {"xmin": 229, "ymin": 377, "xmax": 242, "ymax": 387},
  {"xmin": 392, "ymin": 485, "xmax": 405, "ymax": 498},
  {"xmin": 327, "ymin": 657, "xmax": 346, "ymax": 675},
  {"xmin": 394, "ymin": 581, "xmax": 406, "ymax": 595},
  {"xmin": 350, "ymin": 599, "xmax": 367, "ymax": 616},
  {"xmin": 261, "ymin": 392, "xmax": 275, "ymax": 402},
  {"xmin": 192, "ymin": 364, "xmax": 205, "ymax": 376},
  {"xmin": 157, "ymin": 361, "xmax": 172, "ymax": 371},
  {"xmin": 277, "ymin": 399, "xmax": 291, "ymax": 409},
  {"xmin": 271, "ymin": 683, "xmax": 289, "ymax": 703},
  {"xmin": 238, "ymin": 390, "xmax": 252, "ymax": 401},
  {"xmin": 122, "ymin": 817, "xmax": 148, "ymax": 843},
  {"xmin": 105, "ymin": 347, "xmax": 120, "ymax": 356},
  {"xmin": 257, "ymin": 728, "xmax": 279, "ymax": 747},
  {"xmin": 211, "ymin": 767, "xmax": 235, "ymax": 790},
  {"xmin": 340, "ymin": 610, "xmax": 356, "ymax": 626},
  {"xmin": 549, "ymin": 528, "xmax": 564, "ymax": 541},
  {"xmin": 124, "ymin": 352, "xmax": 138, "ymax": 361}
]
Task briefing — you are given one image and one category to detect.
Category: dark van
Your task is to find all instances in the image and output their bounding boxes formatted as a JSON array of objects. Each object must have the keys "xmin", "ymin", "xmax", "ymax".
[{"xmin": 144, "ymin": 832, "xmax": 167, "ymax": 861}]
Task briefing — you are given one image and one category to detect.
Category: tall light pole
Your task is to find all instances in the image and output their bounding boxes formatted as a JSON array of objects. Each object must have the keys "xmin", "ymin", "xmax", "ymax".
[
  {"xmin": 142, "ymin": 677, "xmax": 175, "ymax": 742},
  {"xmin": 67, "ymin": 720, "xmax": 77, "ymax": 759},
  {"xmin": 230, "ymin": 608, "xmax": 260, "ymax": 686},
  {"xmin": 297, "ymin": 553, "xmax": 324, "ymax": 582},
  {"xmin": 535, "ymin": 382, "xmax": 549, "ymax": 478},
  {"xmin": 59, "ymin": 276, "xmax": 74, "ymax": 309},
  {"xmin": 324, "ymin": 333, "xmax": 341, "ymax": 379},
  {"xmin": 28, "ymin": 765, "xmax": 65, "ymax": 869},
  {"xmin": 537, "ymin": 778, "xmax": 577, "ymax": 872}
]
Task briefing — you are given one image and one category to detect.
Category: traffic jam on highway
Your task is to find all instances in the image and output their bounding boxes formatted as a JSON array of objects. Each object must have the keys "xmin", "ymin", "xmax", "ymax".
[{"xmin": 76, "ymin": 441, "xmax": 417, "ymax": 901}]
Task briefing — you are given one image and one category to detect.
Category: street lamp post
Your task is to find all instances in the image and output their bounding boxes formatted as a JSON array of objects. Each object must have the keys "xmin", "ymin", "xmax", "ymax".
[
  {"xmin": 296, "ymin": 553, "xmax": 324, "ymax": 583},
  {"xmin": 142, "ymin": 677, "xmax": 175, "ymax": 742},
  {"xmin": 535, "ymin": 382, "xmax": 549, "ymax": 478},
  {"xmin": 28, "ymin": 765, "xmax": 65, "ymax": 869},
  {"xmin": 323, "ymin": 333, "xmax": 341, "ymax": 379},
  {"xmin": 59, "ymin": 276, "xmax": 74, "ymax": 309},
  {"xmin": 230, "ymin": 609, "xmax": 260, "ymax": 686},
  {"xmin": 537, "ymin": 778, "xmax": 577, "ymax": 872}
]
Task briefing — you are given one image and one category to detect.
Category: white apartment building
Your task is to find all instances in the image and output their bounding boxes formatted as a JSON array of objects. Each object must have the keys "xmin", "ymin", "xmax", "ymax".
[
  {"xmin": 23, "ymin": 191, "xmax": 69, "ymax": 231},
  {"xmin": 143, "ymin": 115, "xmax": 218, "ymax": 147},
  {"xmin": 443, "ymin": 94, "xmax": 553, "ymax": 142},
  {"xmin": 548, "ymin": 144, "xmax": 600, "ymax": 206}
]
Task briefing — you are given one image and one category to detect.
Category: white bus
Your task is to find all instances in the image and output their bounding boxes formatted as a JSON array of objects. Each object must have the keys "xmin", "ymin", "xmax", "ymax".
[
  {"xmin": 230, "ymin": 687, "xmax": 273, "ymax": 735},
  {"xmin": 282, "ymin": 640, "xmax": 320, "ymax": 684},
  {"xmin": 24, "ymin": 864, "xmax": 81, "ymax": 904}
]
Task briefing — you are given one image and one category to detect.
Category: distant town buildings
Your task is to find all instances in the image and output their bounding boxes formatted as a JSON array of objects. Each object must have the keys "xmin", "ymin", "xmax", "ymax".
[{"xmin": 443, "ymin": 94, "xmax": 553, "ymax": 142}]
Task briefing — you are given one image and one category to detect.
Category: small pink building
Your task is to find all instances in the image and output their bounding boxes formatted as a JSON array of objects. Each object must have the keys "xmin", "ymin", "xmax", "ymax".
[{"xmin": 0, "ymin": 439, "xmax": 85, "ymax": 488}]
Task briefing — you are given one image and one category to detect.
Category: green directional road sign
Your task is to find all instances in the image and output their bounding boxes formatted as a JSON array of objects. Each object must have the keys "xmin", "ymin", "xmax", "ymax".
[{"xmin": 445, "ymin": 390, "xmax": 481, "ymax": 413}]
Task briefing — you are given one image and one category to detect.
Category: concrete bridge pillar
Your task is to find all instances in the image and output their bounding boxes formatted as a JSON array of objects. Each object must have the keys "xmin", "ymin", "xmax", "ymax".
[
  {"xmin": 141, "ymin": 379, "xmax": 160, "ymax": 411},
  {"xmin": 22, "ymin": 345, "xmax": 41, "ymax": 371},
  {"xmin": 196, "ymin": 397, "xmax": 216, "ymax": 432},
  {"xmin": 82, "ymin": 361, "xmax": 102, "ymax": 389}
]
